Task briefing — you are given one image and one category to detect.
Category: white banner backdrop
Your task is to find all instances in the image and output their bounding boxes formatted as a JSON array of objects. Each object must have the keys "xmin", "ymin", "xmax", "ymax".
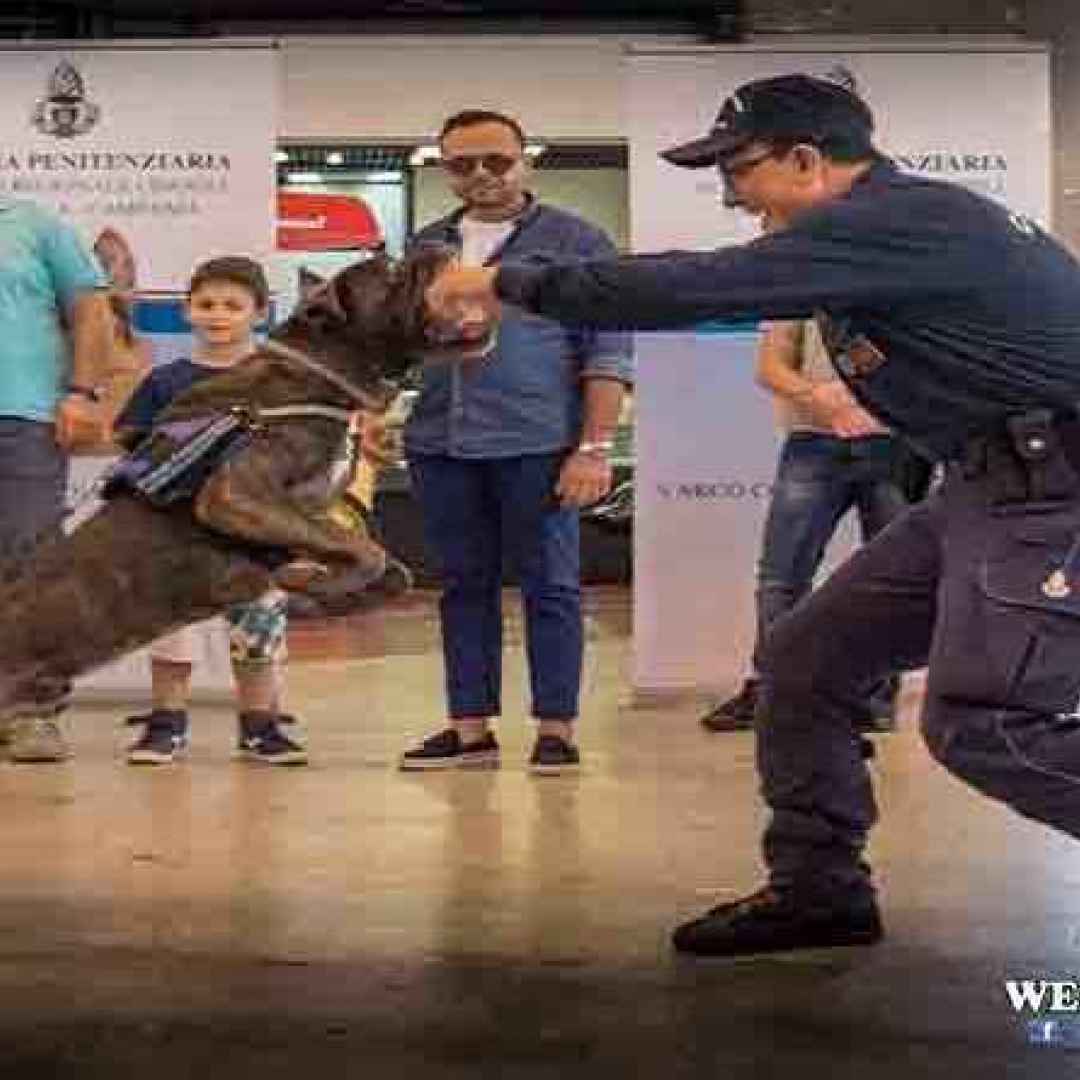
[
  {"xmin": 0, "ymin": 44, "xmax": 277, "ymax": 290},
  {"xmin": 0, "ymin": 44, "xmax": 278, "ymax": 701},
  {"xmin": 627, "ymin": 45, "xmax": 1051, "ymax": 696}
]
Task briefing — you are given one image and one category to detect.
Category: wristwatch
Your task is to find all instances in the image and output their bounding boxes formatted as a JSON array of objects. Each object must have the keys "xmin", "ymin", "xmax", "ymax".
[
  {"xmin": 65, "ymin": 383, "xmax": 104, "ymax": 402},
  {"xmin": 576, "ymin": 439, "xmax": 615, "ymax": 459}
]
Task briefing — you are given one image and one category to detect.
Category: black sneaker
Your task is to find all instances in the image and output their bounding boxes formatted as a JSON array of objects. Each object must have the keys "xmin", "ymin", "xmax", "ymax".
[
  {"xmin": 235, "ymin": 712, "xmax": 308, "ymax": 766},
  {"xmin": 858, "ymin": 713, "xmax": 896, "ymax": 735},
  {"xmin": 858, "ymin": 676, "xmax": 899, "ymax": 733},
  {"xmin": 672, "ymin": 884, "xmax": 883, "ymax": 957},
  {"xmin": 126, "ymin": 709, "xmax": 189, "ymax": 765},
  {"xmin": 528, "ymin": 734, "xmax": 581, "ymax": 775},
  {"xmin": 700, "ymin": 679, "xmax": 759, "ymax": 732},
  {"xmin": 399, "ymin": 728, "xmax": 500, "ymax": 771}
]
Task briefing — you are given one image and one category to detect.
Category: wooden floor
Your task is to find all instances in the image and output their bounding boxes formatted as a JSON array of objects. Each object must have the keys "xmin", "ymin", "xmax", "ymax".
[{"xmin": 0, "ymin": 587, "xmax": 1074, "ymax": 1077}]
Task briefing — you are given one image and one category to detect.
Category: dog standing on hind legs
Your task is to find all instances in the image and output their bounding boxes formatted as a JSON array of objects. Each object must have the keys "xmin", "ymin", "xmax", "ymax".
[{"xmin": 0, "ymin": 246, "xmax": 489, "ymax": 729}]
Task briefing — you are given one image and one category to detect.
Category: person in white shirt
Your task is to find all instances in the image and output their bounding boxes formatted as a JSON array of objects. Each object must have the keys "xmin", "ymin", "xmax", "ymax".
[{"xmin": 700, "ymin": 318, "xmax": 908, "ymax": 732}]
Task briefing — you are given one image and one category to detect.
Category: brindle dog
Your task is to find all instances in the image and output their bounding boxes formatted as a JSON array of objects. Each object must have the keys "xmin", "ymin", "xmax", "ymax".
[{"xmin": 0, "ymin": 246, "xmax": 473, "ymax": 720}]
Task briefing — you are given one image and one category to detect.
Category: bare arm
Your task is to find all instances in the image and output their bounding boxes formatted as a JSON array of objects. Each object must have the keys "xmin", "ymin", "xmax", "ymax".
[
  {"xmin": 69, "ymin": 291, "xmax": 114, "ymax": 389},
  {"xmin": 55, "ymin": 290, "xmax": 114, "ymax": 450},
  {"xmin": 756, "ymin": 321, "xmax": 886, "ymax": 438},
  {"xmin": 754, "ymin": 321, "xmax": 813, "ymax": 402},
  {"xmin": 556, "ymin": 376, "xmax": 627, "ymax": 508}
]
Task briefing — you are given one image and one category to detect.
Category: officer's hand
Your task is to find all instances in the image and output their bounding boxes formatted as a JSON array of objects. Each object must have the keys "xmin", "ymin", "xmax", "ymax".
[
  {"xmin": 426, "ymin": 265, "xmax": 501, "ymax": 340},
  {"xmin": 556, "ymin": 450, "xmax": 614, "ymax": 508},
  {"xmin": 54, "ymin": 393, "xmax": 108, "ymax": 451}
]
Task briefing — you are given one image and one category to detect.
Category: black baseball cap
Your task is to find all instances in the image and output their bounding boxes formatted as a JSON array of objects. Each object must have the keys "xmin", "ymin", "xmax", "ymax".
[{"xmin": 660, "ymin": 73, "xmax": 876, "ymax": 169}]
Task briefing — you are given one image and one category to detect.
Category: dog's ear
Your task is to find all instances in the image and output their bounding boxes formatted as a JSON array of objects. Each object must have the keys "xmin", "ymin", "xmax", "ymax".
[
  {"xmin": 330, "ymin": 255, "xmax": 396, "ymax": 327},
  {"xmin": 94, "ymin": 227, "xmax": 137, "ymax": 292},
  {"xmin": 296, "ymin": 275, "xmax": 349, "ymax": 333},
  {"xmin": 392, "ymin": 244, "xmax": 457, "ymax": 342},
  {"xmin": 297, "ymin": 267, "xmax": 325, "ymax": 302}
]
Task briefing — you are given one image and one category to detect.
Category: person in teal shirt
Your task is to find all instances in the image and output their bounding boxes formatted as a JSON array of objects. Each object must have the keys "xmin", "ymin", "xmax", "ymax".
[{"xmin": 0, "ymin": 197, "xmax": 113, "ymax": 762}]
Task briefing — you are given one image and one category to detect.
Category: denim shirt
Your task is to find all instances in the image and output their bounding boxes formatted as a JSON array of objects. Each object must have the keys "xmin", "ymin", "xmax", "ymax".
[{"xmin": 404, "ymin": 197, "xmax": 632, "ymax": 459}]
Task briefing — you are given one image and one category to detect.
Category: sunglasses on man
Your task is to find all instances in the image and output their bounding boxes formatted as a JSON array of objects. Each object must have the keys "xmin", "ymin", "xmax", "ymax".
[{"xmin": 440, "ymin": 153, "xmax": 521, "ymax": 178}]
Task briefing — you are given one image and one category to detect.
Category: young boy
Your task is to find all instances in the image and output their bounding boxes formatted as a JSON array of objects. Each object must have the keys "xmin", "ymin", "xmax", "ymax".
[{"xmin": 114, "ymin": 255, "xmax": 306, "ymax": 766}]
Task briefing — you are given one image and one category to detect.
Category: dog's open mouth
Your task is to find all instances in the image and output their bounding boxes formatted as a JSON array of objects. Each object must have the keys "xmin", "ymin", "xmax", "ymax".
[
  {"xmin": 421, "ymin": 318, "xmax": 498, "ymax": 363},
  {"xmin": 453, "ymin": 326, "xmax": 497, "ymax": 360}
]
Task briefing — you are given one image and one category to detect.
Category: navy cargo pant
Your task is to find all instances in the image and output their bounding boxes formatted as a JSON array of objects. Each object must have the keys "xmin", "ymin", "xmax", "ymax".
[{"xmin": 756, "ymin": 412, "xmax": 1080, "ymax": 897}]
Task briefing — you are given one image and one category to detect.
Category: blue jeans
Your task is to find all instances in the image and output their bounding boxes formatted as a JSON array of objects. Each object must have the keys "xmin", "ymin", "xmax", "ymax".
[
  {"xmin": 408, "ymin": 453, "xmax": 583, "ymax": 721},
  {"xmin": 0, "ymin": 418, "xmax": 67, "ymax": 559},
  {"xmin": 753, "ymin": 432, "xmax": 907, "ymax": 671}
]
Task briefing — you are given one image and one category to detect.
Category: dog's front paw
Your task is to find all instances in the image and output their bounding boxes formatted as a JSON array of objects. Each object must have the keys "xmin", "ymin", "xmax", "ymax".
[{"xmin": 272, "ymin": 559, "xmax": 330, "ymax": 592}]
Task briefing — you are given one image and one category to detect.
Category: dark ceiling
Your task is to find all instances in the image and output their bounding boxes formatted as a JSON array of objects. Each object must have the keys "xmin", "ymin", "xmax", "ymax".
[{"xmin": 0, "ymin": 1, "xmax": 743, "ymax": 39}]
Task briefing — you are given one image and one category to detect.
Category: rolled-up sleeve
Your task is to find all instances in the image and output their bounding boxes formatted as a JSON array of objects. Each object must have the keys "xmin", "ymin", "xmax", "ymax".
[{"xmin": 568, "ymin": 225, "xmax": 634, "ymax": 385}]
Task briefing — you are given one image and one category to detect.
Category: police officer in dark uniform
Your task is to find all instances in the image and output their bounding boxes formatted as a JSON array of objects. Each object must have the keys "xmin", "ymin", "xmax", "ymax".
[{"xmin": 426, "ymin": 73, "xmax": 1080, "ymax": 958}]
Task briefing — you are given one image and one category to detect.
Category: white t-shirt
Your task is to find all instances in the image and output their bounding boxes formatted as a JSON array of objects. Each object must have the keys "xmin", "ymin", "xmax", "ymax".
[{"xmin": 459, "ymin": 216, "xmax": 516, "ymax": 267}]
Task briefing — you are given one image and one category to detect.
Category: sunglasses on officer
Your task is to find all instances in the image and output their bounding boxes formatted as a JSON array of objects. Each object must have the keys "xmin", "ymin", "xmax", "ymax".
[
  {"xmin": 716, "ymin": 141, "xmax": 826, "ymax": 182},
  {"xmin": 440, "ymin": 153, "xmax": 522, "ymax": 178},
  {"xmin": 715, "ymin": 145, "xmax": 783, "ymax": 184},
  {"xmin": 715, "ymin": 142, "xmax": 822, "ymax": 210}
]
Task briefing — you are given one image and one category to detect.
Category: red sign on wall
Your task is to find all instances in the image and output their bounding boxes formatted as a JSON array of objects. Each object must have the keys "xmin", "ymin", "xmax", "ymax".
[{"xmin": 276, "ymin": 192, "xmax": 384, "ymax": 251}]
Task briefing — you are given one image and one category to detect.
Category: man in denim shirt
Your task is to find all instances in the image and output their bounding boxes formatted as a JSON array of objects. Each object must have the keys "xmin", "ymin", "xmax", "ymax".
[{"xmin": 399, "ymin": 109, "xmax": 631, "ymax": 774}]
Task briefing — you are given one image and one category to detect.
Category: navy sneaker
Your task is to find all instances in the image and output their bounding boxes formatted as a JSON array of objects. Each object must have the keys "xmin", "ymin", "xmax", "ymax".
[
  {"xmin": 703, "ymin": 679, "xmax": 894, "ymax": 737},
  {"xmin": 861, "ymin": 678, "xmax": 899, "ymax": 732},
  {"xmin": 399, "ymin": 728, "xmax": 500, "ymax": 771},
  {"xmin": 235, "ymin": 712, "xmax": 308, "ymax": 766},
  {"xmin": 672, "ymin": 884, "xmax": 883, "ymax": 957},
  {"xmin": 126, "ymin": 709, "xmax": 189, "ymax": 765},
  {"xmin": 528, "ymin": 734, "xmax": 581, "ymax": 775}
]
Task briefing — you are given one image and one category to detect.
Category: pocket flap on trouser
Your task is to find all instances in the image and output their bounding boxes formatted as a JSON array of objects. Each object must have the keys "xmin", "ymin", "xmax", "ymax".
[{"xmin": 981, "ymin": 522, "xmax": 1080, "ymax": 616}]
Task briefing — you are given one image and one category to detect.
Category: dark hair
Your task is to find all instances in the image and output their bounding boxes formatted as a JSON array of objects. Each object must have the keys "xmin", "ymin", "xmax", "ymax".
[
  {"xmin": 188, "ymin": 255, "xmax": 270, "ymax": 309},
  {"xmin": 438, "ymin": 109, "xmax": 526, "ymax": 150}
]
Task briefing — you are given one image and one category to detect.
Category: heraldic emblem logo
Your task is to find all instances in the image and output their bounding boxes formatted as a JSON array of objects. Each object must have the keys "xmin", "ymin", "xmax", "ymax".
[{"xmin": 32, "ymin": 61, "xmax": 100, "ymax": 138}]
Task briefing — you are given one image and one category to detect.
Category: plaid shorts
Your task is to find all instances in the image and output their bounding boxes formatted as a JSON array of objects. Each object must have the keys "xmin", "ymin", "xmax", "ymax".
[{"xmin": 150, "ymin": 589, "xmax": 288, "ymax": 667}]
